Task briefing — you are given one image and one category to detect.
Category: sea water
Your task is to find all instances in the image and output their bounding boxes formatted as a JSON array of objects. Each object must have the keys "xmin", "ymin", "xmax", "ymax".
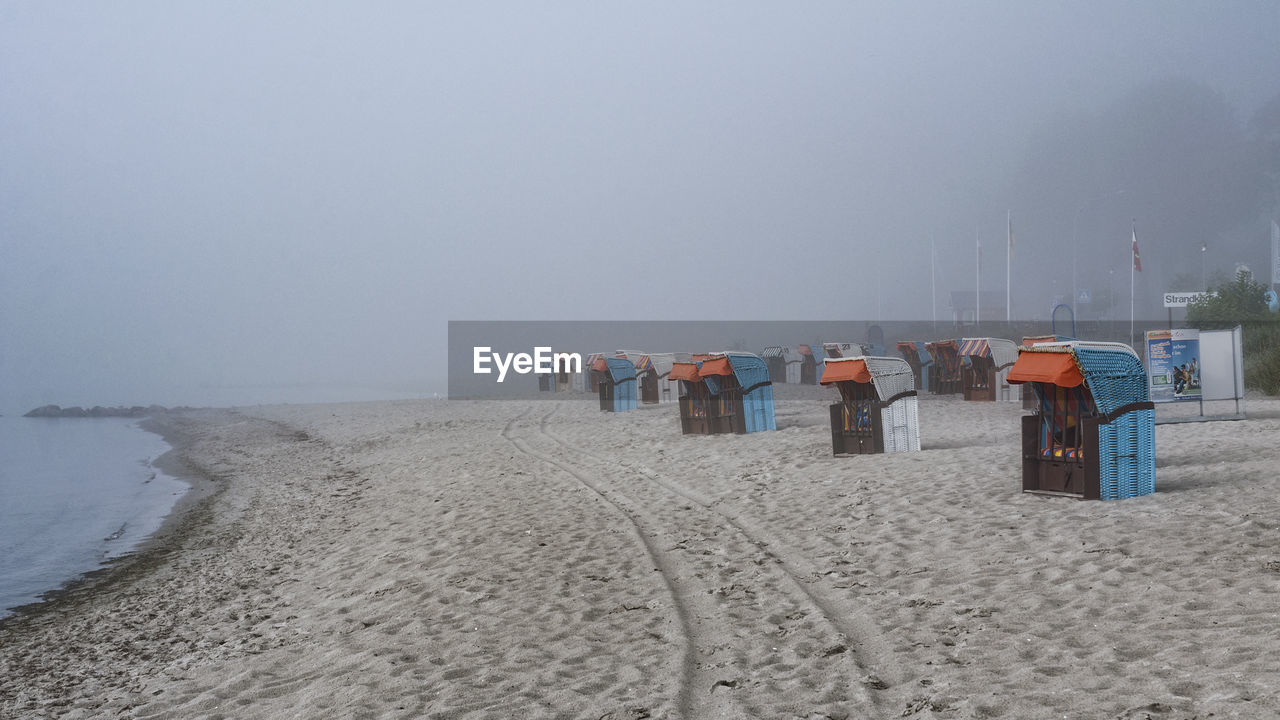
[{"xmin": 0, "ymin": 415, "xmax": 189, "ymax": 617}]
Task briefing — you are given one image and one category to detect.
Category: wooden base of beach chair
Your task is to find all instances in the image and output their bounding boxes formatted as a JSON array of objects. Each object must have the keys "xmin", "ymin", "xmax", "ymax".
[
  {"xmin": 1020, "ymin": 415, "xmax": 1102, "ymax": 500},
  {"xmin": 829, "ymin": 403, "xmax": 884, "ymax": 455},
  {"xmin": 683, "ymin": 417, "xmax": 710, "ymax": 434},
  {"xmin": 679, "ymin": 396, "xmax": 711, "ymax": 434},
  {"xmin": 709, "ymin": 414, "xmax": 744, "ymax": 435},
  {"xmin": 639, "ymin": 372, "xmax": 659, "ymax": 404},
  {"xmin": 963, "ymin": 365, "xmax": 997, "ymax": 401},
  {"xmin": 963, "ymin": 384, "xmax": 996, "ymax": 401}
]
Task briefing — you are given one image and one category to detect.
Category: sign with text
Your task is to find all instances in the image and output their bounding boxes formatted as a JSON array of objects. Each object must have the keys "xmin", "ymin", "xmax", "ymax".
[
  {"xmin": 1162, "ymin": 291, "xmax": 1216, "ymax": 308},
  {"xmin": 1146, "ymin": 328, "xmax": 1201, "ymax": 402}
]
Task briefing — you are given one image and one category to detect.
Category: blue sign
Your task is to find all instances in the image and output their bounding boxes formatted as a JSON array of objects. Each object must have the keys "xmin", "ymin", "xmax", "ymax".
[{"xmin": 1146, "ymin": 329, "xmax": 1201, "ymax": 402}]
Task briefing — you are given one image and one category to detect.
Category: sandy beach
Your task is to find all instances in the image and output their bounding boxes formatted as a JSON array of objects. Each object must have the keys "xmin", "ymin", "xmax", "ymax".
[{"xmin": 3, "ymin": 389, "xmax": 1279, "ymax": 719}]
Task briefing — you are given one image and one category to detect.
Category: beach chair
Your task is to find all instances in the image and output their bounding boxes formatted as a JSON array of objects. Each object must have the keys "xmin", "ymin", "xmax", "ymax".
[
  {"xmin": 798, "ymin": 345, "xmax": 820, "ymax": 385},
  {"xmin": 672, "ymin": 361, "xmax": 712, "ymax": 434},
  {"xmin": 597, "ymin": 357, "xmax": 638, "ymax": 412},
  {"xmin": 926, "ymin": 340, "xmax": 962, "ymax": 395},
  {"xmin": 554, "ymin": 360, "xmax": 572, "ymax": 392},
  {"xmin": 1007, "ymin": 342, "xmax": 1155, "ymax": 500},
  {"xmin": 783, "ymin": 348, "xmax": 802, "ymax": 384},
  {"xmin": 584, "ymin": 352, "xmax": 607, "ymax": 394},
  {"xmin": 696, "ymin": 353, "xmax": 777, "ymax": 434},
  {"xmin": 896, "ymin": 341, "xmax": 935, "ymax": 391},
  {"xmin": 616, "ymin": 350, "xmax": 678, "ymax": 405},
  {"xmin": 958, "ymin": 338, "xmax": 1020, "ymax": 403},
  {"xmin": 648, "ymin": 353, "xmax": 679, "ymax": 404},
  {"xmin": 821, "ymin": 342, "xmax": 867, "ymax": 386},
  {"xmin": 762, "ymin": 346, "xmax": 788, "ymax": 384},
  {"xmin": 823, "ymin": 342, "xmax": 869, "ymax": 359},
  {"xmin": 821, "ymin": 357, "xmax": 921, "ymax": 455}
]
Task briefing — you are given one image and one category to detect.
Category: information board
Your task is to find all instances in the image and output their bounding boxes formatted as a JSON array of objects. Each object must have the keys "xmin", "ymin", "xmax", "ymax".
[
  {"xmin": 1146, "ymin": 328, "xmax": 1201, "ymax": 402},
  {"xmin": 1199, "ymin": 327, "xmax": 1244, "ymax": 402}
]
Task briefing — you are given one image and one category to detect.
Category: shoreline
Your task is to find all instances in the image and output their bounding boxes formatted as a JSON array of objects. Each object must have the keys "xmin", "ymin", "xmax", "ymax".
[{"xmin": 0, "ymin": 412, "xmax": 222, "ymax": 627}]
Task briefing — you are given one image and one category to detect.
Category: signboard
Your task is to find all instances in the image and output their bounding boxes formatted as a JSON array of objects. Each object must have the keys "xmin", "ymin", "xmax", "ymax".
[
  {"xmin": 1146, "ymin": 328, "xmax": 1201, "ymax": 402},
  {"xmin": 1199, "ymin": 327, "xmax": 1244, "ymax": 402},
  {"xmin": 1162, "ymin": 291, "xmax": 1216, "ymax": 308}
]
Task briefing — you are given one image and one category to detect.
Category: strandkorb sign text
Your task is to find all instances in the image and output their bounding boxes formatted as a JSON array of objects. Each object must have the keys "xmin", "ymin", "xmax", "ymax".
[{"xmin": 1162, "ymin": 291, "xmax": 1217, "ymax": 308}]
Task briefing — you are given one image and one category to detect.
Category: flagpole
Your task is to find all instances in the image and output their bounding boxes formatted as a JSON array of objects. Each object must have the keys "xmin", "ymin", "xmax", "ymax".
[
  {"xmin": 930, "ymin": 233, "xmax": 937, "ymax": 330},
  {"xmin": 876, "ymin": 252, "xmax": 882, "ymax": 323},
  {"xmin": 1130, "ymin": 219, "xmax": 1136, "ymax": 348},
  {"xmin": 1006, "ymin": 210, "xmax": 1012, "ymax": 323},
  {"xmin": 975, "ymin": 227, "xmax": 981, "ymax": 329}
]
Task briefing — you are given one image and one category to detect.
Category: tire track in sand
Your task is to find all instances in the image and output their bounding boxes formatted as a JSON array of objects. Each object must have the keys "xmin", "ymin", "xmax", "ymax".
[
  {"xmin": 500, "ymin": 404, "xmax": 743, "ymax": 720},
  {"xmin": 536, "ymin": 405, "xmax": 897, "ymax": 718}
]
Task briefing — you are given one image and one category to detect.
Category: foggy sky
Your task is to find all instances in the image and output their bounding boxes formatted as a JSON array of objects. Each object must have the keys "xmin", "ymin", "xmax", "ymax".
[{"xmin": 3, "ymin": 1, "xmax": 1278, "ymax": 412}]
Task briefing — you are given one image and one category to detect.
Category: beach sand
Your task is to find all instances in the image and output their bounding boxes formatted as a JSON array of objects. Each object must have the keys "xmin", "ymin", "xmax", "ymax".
[{"xmin": 3, "ymin": 390, "xmax": 1279, "ymax": 719}]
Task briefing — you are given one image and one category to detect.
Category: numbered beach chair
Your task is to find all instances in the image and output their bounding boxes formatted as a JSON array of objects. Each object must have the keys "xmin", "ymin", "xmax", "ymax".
[
  {"xmin": 821, "ymin": 357, "xmax": 921, "ymax": 455},
  {"xmin": 823, "ymin": 342, "xmax": 868, "ymax": 359},
  {"xmin": 597, "ymin": 357, "xmax": 638, "ymax": 412},
  {"xmin": 957, "ymin": 337, "xmax": 1020, "ymax": 403},
  {"xmin": 696, "ymin": 352, "xmax": 777, "ymax": 434},
  {"xmin": 762, "ymin": 346, "xmax": 803, "ymax": 384},
  {"xmin": 925, "ymin": 340, "xmax": 962, "ymax": 395},
  {"xmin": 896, "ymin": 341, "xmax": 935, "ymax": 391},
  {"xmin": 1007, "ymin": 342, "xmax": 1155, "ymax": 500},
  {"xmin": 822, "ymin": 342, "xmax": 868, "ymax": 386}
]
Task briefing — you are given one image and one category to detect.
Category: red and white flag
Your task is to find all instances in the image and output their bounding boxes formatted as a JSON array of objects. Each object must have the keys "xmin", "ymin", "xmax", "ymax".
[{"xmin": 1131, "ymin": 227, "xmax": 1142, "ymax": 272}]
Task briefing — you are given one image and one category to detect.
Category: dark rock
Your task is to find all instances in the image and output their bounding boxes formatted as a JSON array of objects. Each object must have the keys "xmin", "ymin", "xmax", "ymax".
[{"xmin": 24, "ymin": 404, "xmax": 163, "ymax": 418}]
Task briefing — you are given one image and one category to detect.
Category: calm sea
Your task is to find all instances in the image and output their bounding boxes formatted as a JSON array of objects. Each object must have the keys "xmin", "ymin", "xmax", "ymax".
[{"xmin": 0, "ymin": 415, "xmax": 189, "ymax": 618}]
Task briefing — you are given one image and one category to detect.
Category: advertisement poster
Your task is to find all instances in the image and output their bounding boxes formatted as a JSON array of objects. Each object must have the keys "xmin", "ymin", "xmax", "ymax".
[{"xmin": 1146, "ymin": 328, "xmax": 1201, "ymax": 402}]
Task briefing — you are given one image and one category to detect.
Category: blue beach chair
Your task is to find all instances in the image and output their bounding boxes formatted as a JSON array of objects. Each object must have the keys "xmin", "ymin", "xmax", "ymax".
[{"xmin": 1008, "ymin": 342, "xmax": 1155, "ymax": 500}]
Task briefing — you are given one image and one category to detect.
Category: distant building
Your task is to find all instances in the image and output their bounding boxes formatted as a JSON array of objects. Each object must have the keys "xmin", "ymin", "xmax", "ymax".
[{"xmin": 949, "ymin": 291, "xmax": 1007, "ymax": 326}]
